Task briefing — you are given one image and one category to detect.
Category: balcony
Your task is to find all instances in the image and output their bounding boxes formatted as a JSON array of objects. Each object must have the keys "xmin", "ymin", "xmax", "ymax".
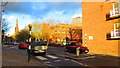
[
  {"xmin": 107, "ymin": 30, "xmax": 120, "ymax": 40},
  {"xmin": 110, "ymin": 8, "xmax": 120, "ymax": 18}
]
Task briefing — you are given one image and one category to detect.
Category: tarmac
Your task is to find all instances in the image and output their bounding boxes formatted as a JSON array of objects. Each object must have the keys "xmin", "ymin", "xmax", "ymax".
[{"xmin": 2, "ymin": 46, "xmax": 49, "ymax": 68}]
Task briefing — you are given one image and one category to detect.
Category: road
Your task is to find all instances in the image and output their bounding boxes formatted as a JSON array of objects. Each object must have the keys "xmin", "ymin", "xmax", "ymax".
[
  {"xmin": 47, "ymin": 46, "xmax": 119, "ymax": 68},
  {"xmin": 2, "ymin": 45, "xmax": 120, "ymax": 68}
]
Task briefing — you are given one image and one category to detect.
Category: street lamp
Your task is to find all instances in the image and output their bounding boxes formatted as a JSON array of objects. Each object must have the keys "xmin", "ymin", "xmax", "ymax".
[
  {"xmin": 28, "ymin": 24, "xmax": 32, "ymax": 62},
  {"xmin": 28, "ymin": 24, "xmax": 32, "ymax": 43}
]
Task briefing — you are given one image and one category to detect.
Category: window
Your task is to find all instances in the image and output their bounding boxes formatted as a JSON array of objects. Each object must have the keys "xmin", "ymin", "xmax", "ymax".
[
  {"xmin": 113, "ymin": 2, "xmax": 119, "ymax": 9},
  {"xmin": 114, "ymin": 23, "xmax": 120, "ymax": 30}
]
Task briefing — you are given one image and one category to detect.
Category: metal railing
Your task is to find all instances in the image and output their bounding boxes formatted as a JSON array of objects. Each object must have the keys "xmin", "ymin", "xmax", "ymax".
[
  {"xmin": 110, "ymin": 8, "xmax": 120, "ymax": 17},
  {"xmin": 107, "ymin": 30, "xmax": 120, "ymax": 39}
]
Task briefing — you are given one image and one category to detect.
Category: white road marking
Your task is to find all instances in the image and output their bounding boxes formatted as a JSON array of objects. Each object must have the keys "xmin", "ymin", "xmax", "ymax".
[
  {"xmin": 36, "ymin": 56, "xmax": 47, "ymax": 60},
  {"xmin": 46, "ymin": 64, "xmax": 52, "ymax": 66},
  {"xmin": 46, "ymin": 55, "xmax": 58, "ymax": 59},
  {"xmin": 54, "ymin": 60, "xmax": 61, "ymax": 62},
  {"xmin": 44, "ymin": 62, "xmax": 50, "ymax": 63},
  {"xmin": 64, "ymin": 59, "xmax": 70, "ymax": 60},
  {"xmin": 71, "ymin": 60, "xmax": 86, "ymax": 66},
  {"xmin": 84, "ymin": 65, "xmax": 89, "ymax": 66},
  {"xmin": 78, "ymin": 56, "xmax": 96, "ymax": 60}
]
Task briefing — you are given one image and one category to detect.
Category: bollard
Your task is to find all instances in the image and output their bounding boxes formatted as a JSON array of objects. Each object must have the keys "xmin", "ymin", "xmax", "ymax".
[{"xmin": 76, "ymin": 47, "xmax": 80, "ymax": 56}]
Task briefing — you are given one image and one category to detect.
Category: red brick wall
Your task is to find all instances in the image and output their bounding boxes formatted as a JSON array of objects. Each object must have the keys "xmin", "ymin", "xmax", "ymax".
[{"xmin": 82, "ymin": 2, "xmax": 119, "ymax": 56}]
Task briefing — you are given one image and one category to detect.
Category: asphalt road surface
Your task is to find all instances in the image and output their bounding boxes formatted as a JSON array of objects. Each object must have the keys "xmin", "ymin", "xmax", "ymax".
[{"xmin": 2, "ymin": 45, "xmax": 120, "ymax": 68}]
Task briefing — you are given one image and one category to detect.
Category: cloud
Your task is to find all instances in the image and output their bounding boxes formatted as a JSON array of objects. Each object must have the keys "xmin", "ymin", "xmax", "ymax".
[
  {"xmin": 4, "ymin": 0, "xmax": 82, "ymax": 2},
  {"xmin": 3, "ymin": 2, "xmax": 82, "ymax": 35},
  {"xmin": 3, "ymin": 2, "xmax": 81, "ymax": 18}
]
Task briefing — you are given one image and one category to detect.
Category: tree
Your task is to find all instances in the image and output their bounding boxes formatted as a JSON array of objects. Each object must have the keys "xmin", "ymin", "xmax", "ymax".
[
  {"xmin": 2, "ymin": 19, "xmax": 10, "ymax": 33},
  {"xmin": 31, "ymin": 22, "xmax": 42, "ymax": 41},
  {"xmin": 2, "ymin": 19, "xmax": 10, "ymax": 43},
  {"xmin": 32, "ymin": 22, "xmax": 50, "ymax": 41},
  {"xmin": 69, "ymin": 25, "xmax": 82, "ymax": 42},
  {"xmin": 15, "ymin": 28, "xmax": 29, "ymax": 42}
]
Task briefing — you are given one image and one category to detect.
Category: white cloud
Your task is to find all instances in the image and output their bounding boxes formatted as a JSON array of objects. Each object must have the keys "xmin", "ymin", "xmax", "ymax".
[
  {"xmin": 54, "ymin": 11, "xmax": 64, "ymax": 15},
  {"xmin": 3, "ymin": 0, "xmax": 82, "ymax": 2},
  {"xmin": 72, "ymin": 13, "xmax": 82, "ymax": 18},
  {"xmin": 3, "ymin": 13, "xmax": 35, "ymax": 35}
]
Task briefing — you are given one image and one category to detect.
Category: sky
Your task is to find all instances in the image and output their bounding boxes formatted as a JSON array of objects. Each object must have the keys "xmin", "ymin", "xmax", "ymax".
[{"xmin": 2, "ymin": 2, "xmax": 82, "ymax": 35}]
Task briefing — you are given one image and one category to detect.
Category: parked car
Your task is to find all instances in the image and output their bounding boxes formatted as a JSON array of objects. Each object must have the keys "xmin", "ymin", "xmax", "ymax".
[
  {"xmin": 31, "ymin": 41, "xmax": 48, "ymax": 56},
  {"xmin": 13, "ymin": 42, "xmax": 19, "ymax": 45},
  {"xmin": 19, "ymin": 43, "xmax": 29, "ymax": 49},
  {"xmin": 54, "ymin": 43, "xmax": 64, "ymax": 47},
  {"xmin": 47, "ymin": 42, "xmax": 56, "ymax": 46},
  {"xmin": 65, "ymin": 41, "xmax": 89, "ymax": 54}
]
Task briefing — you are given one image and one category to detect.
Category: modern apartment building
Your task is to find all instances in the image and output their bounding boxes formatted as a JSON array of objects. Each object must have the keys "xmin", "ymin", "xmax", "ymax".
[{"xmin": 82, "ymin": 1, "xmax": 120, "ymax": 56}]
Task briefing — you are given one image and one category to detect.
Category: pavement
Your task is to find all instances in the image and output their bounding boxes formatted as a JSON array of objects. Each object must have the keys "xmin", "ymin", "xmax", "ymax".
[
  {"xmin": 2, "ymin": 46, "xmax": 49, "ymax": 68},
  {"xmin": 64, "ymin": 53, "xmax": 96, "ymax": 60}
]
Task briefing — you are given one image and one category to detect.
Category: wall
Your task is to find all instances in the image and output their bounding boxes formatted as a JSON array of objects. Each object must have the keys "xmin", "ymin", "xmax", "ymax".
[{"xmin": 82, "ymin": 2, "xmax": 119, "ymax": 56}]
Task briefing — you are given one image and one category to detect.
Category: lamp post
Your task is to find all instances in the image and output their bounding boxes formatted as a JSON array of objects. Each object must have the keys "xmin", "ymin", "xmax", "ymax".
[
  {"xmin": 28, "ymin": 24, "xmax": 32, "ymax": 43},
  {"xmin": 28, "ymin": 24, "xmax": 32, "ymax": 62}
]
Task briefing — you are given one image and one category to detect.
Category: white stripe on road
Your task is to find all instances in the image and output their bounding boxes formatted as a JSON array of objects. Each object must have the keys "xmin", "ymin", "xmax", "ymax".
[
  {"xmin": 64, "ymin": 59, "xmax": 70, "ymax": 60},
  {"xmin": 46, "ymin": 55, "xmax": 58, "ymax": 59},
  {"xmin": 54, "ymin": 60, "xmax": 61, "ymax": 62},
  {"xmin": 36, "ymin": 56, "xmax": 47, "ymax": 60},
  {"xmin": 44, "ymin": 62, "xmax": 50, "ymax": 63},
  {"xmin": 78, "ymin": 56, "xmax": 96, "ymax": 60},
  {"xmin": 71, "ymin": 60, "xmax": 84, "ymax": 66}
]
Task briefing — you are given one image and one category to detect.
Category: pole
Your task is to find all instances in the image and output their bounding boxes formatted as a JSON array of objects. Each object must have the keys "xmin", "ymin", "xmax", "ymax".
[
  {"xmin": 28, "ymin": 24, "xmax": 32, "ymax": 62},
  {"xmin": 84, "ymin": 34, "xmax": 87, "ymax": 46},
  {"xmin": 0, "ymin": 0, "xmax": 8, "ymax": 46},
  {"xmin": 0, "ymin": 1, "xmax": 2, "ymax": 67},
  {"xmin": 28, "ymin": 30, "xmax": 31, "ymax": 62},
  {"xmin": 0, "ymin": 1, "xmax": 2, "ymax": 46}
]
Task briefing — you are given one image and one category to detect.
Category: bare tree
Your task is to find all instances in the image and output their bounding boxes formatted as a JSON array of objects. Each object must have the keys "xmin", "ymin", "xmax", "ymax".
[{"xmin": 2, "ymin": 19, "xmax": 10, "ymax": 33}]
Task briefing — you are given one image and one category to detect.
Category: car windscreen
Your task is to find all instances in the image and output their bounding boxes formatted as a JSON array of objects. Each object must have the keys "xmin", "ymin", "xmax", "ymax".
[
  {"xmin": 31, "ymin": 42, "xmax": 47, "ymax": 46},
  {"xmin": 21, "ymin": 43, "xmax": 27, "ymax": 45},
  {"xmin": 67, "ymin": 42, "xmax": 79, "ymax": 46}
]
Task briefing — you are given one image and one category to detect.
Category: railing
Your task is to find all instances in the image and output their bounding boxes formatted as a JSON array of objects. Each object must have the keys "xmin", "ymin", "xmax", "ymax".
[
  {"xmin": 110, "ymin": 8, "xmax": 120, "ymax": 17},
  {"xmin": 107, "ymin": 30, "xmax": 120, "ymax": 39}
]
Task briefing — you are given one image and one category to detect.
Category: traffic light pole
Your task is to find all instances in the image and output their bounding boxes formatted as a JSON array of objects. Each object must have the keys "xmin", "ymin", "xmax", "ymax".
[
  {"xmin": 0, "ymin": 1, "xmax": 8, "ymax": 46},
  {"xmin": 0, "ymin": 1, "xmax": 2, "ymax": 68},
  {"xmin": 0, "ymin": 1, "xmax": 2, "ymax": 47}
]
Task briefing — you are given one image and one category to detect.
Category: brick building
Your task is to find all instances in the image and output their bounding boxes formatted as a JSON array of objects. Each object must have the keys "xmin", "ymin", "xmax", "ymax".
[
  {"xmin": 49, "ymin": 23, "xmax": 82, "ymax": 43},
  {"xmin": 82, "ymin": 1, "xmax": 120, "ymax": 56}
]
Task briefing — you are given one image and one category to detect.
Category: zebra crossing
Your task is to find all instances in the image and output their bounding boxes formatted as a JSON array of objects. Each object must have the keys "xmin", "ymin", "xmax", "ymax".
[
  {"xmin": 35, "ymin": 54, "xmax": 72, "ymax": 67},
  {"xmin": 35, "ymin": 54, "xmax": 60, "ymax": 61},
  {"xmin": 35, "ymin": 54, "xmax": 89, "ymax": 67}
]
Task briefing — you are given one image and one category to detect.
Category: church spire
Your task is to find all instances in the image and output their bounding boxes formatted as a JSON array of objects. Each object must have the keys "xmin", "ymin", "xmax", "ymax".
[{"xmin": 15, "ymin": 18, "xmax": 19, "ymax": 33}]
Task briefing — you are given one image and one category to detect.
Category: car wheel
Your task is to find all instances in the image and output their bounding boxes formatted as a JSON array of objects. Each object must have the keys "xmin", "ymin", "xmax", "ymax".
[
  {"xmin": 42, "ymin": 52, "xmax": 46, "ymax": 56},
  {"xmin": 65, "ymin": 48, "xmax": 68, "ymax": 52},
  {"xmin": 19, "ymin": 47, "xmax": 21, "ymax": 49}
]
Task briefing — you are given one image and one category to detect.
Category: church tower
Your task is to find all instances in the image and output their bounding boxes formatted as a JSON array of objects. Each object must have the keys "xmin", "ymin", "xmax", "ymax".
[{"xmin": 15, "ymin": 18, "xmax": 19, "ymax": 33}]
